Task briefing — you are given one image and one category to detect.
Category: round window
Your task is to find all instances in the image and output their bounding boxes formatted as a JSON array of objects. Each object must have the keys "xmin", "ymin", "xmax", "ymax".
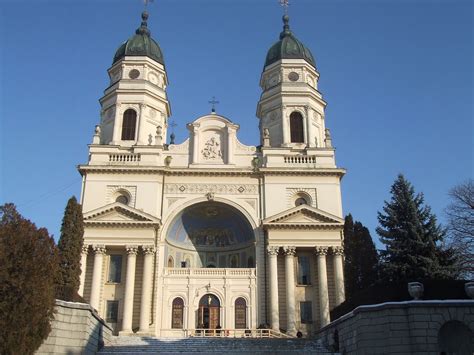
[
  {"xmin": 288, "ymin": 72, "xmax": 299, "ymax": 82},
  {"xmin": 128, "ymin": 69, "xmax": 140, "ymax": 79},
  {"xmin": 295, "ymin": 197, "xmax": 308, "ymax": 206},
  {"xmin": 116, "ymin": 195, "xmax": 129, "ymax": 205}
]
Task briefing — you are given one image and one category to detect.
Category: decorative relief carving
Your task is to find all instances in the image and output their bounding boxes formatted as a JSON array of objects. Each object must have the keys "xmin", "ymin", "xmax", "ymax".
[
  {"xmin": 148, "ymin": 71, "xmax": 159, "ymax": 85},
  {"xmin": 286, "ymin": 188, "xmax": 317, "ymax": 208},
  {"xmin": 267, "ymin": 246, "xmax": 280, "ymax": 256},
  {"xmin": 164, "ymin": 183, "xmax": 257, "ymax": 195},
  {"xmin": 107, "ymin": 185, "xmax": 137, "ymax": 207},
  {"xmin": 82, "ymin": 245, "xmax": 90, "ymax": 254},
  {"xmin": 201, "ymin": 136, "xmax": 223, "ymax": 160},
  {"xmin": 332, "ymin": 246, "xmax": 344, "ymax": 256}
]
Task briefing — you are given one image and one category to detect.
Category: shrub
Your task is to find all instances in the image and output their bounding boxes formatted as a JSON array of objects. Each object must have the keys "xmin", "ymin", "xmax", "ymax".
[{"xmin": 0, "ymin": 204, "xmax": 59, "ymax": 355}]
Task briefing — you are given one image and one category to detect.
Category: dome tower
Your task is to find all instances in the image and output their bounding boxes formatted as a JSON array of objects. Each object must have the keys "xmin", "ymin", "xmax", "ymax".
[
  {"xmin": 98, "ymin": 11, "xmax": 171, "ymax": 146},
  {"xmin": 257, "ymin": 15, "xmax": 329, "ymax": 149}
]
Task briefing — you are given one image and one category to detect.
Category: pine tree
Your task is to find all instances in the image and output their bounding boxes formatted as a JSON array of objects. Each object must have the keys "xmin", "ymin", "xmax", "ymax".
[
  {"xmin": 0, "ymin": 203, "xmax": 59, "ymax": 355},
  {"xmin": 344, "ymin": 214, "xmax": 379, "ymax": 299},
  {"xmin": 377, "ymin": 174, "xmax": 455, "ymax": 282},
  {"xmin": 57, "ymin": 196, "xmax": 84, "ymax": 301}
]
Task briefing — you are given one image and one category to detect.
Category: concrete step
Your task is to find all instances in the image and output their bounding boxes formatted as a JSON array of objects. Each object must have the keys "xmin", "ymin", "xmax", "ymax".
[{"xmin": 99, "ymin": 336, "xmax": 338, "ymax": 354}]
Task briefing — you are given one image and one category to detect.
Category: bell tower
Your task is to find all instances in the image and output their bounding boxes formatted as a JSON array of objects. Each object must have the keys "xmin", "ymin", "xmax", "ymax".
[
  {"xmin": 98, "ymin": 11, "xmax": 171, "ymax": 146},
  {"xmin": 257, "ymin": 15, "xmax": 329, "ymax": 149}
]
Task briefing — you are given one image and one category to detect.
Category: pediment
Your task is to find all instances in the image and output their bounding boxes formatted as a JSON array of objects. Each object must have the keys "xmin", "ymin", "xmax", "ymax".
[
  {"xmin": 83, "ymin": 203, "xmax": 161, "ymax": 225},
  {"xmin": 263, "ymin": 205, "xmax": 343, "ymax": 229}
]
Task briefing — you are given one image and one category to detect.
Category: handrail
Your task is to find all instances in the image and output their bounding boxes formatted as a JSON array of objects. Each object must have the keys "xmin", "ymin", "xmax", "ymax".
[{"xmin": 189, "ymin": 328, "xmax": 293, "ymax": 339}]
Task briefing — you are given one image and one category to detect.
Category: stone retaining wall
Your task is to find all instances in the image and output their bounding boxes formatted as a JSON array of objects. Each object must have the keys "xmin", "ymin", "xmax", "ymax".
[
  {"xmin": 36, "ymin": 299, "xmax": 112, "ymax": 355},
  {"xmin": 316, "ymin": 300, "xmax": 474, "ymax": 354}
]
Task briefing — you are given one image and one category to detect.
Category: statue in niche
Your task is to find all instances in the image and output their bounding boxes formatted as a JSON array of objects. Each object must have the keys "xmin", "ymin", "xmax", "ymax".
[{"xmin": 201, "ymin": 137, "xmax": 222, "ymax": 160}]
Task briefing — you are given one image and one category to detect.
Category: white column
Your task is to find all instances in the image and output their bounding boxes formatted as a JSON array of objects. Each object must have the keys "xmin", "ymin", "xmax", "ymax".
[
  {"xmin": 121, "ymin": 245, "xmax": 138, "ymax": 333},
  {"xmin": 139, "ymin": 246, "xmax": 155, "ymax": 333},
  {"xmin": 306, "ymin": 106, "xmax": 316, "ymax": 147},
  {"xmin": 281, "ymin": 106, "xmax": 289, "ymax": 145},
  {"xmin": 112, "ymin": 102, "xmax": 122, "ymax": 144},
  {"xmin": 333, "ymin": 246, "xmax": 346, "ymax": 306},
  {"xmin": 284, "ymin": 246, "xmax": 297, "ymax": 336},
  {"xmin": 315, "ymin": 246, "xmax": 330, "ymax": 328},
  {"xmin": 90, "ymin": 245, "xmax": 106, "ymax": 311},
  {"xmin": 267, "ymin": 246, "xmax": 280, "ymax": 331},
  {"xmin": 190, "ymin": 124, "xmax": 200, "ymax": 164},
  {"xmin": 78, "ymin": 245, "xmax": 89, "ymax": 297}
]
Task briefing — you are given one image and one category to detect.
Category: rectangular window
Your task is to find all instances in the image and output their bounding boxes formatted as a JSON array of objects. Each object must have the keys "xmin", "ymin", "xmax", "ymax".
[
  {"xmin": 297, "ymin": 256, "xmax": 311, "ymax": 285},
  {"xmin": 106, "ymin": 300, "xmax": 119, "ymax": 323},
  {"xmin": 108, "ymin": 255, "xmax": 122, "ymax": 283},
  {"xmin": 300, "ymin": 301, "xmax": 313, "ymax": 324}
]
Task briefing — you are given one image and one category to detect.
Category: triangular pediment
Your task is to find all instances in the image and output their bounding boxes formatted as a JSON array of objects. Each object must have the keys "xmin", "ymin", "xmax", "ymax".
[
  {"xmin": 83, "ymin": 203, "xmax": 161, "ymax": 225},
  {"xmin": 263, "ymin": 205, "xmax": 343, "ymax": 229}
]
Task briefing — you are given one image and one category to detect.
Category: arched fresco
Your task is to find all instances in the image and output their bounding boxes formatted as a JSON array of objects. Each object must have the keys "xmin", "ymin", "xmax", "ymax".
[{"xmin": 166, "ymin": 202, "xmax": 255, "ymax": 268}]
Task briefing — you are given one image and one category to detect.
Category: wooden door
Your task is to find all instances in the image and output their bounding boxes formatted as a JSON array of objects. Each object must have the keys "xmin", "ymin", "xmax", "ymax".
[{"xmin": 209, "ymin": 307, "xmax": 220, "ymax": 329}]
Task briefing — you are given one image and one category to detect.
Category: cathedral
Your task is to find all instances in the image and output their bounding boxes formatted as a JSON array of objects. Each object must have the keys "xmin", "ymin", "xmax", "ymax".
[{"xmin": 78, "ymin": 8, "xmax": 346, "ymax": 338}]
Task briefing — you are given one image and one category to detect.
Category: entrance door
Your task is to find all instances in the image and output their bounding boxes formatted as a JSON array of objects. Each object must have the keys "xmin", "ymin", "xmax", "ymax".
[{"xmin": 198, "ymin": 294, "xmax": 221, "ymax": 329}]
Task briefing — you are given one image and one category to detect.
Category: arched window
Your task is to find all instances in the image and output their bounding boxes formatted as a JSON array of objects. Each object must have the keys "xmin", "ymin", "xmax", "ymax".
[
  {"xmin": 171, "ymin": 298, "xmax": 184, "ymax": 329},
  {"xmin": 290, "ymin": 112, "xmax": 304, "ymax": 143},
  {"xmin": 235, "ymin": 297, "xmax": 247, "ymax": 329},
  {"xmin": 167, "ymin": 256, "xmax": 174, "ymax": 268},
  {"xmin": 121, "ymin": 109, "xmax": 137, "ymax": 140}
]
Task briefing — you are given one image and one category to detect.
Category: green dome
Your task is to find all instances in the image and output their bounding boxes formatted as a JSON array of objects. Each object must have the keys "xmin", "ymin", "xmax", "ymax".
[
  {"xmin": 265, "ymin": 15, "xmax": 315, "ymax": 68},
  {"xmin": 113, "ymin": 11, "xmax": 164, "ymax": 65}
]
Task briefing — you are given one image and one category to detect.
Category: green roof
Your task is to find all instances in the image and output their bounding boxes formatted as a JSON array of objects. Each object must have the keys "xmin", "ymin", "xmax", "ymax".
[
  {"xmin": 113, "ymin": 11, "xmax": 164, "ymax": 65},
  {"xmin": 265, "ymin": 15, "xmax": 315, "ymax": 68}
]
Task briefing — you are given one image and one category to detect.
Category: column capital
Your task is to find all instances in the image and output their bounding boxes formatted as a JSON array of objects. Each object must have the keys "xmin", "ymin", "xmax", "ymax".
[
  {"xmin": 332, "ymin": 246, "xmax": 344, "ymax": 256},
  {"xmin": 315, "ymin": 246, "xmax": 329, "ymax": 256},
  {"xmin": 82, "ymin": 245, "xmax": 90, "ymax": 254},
  {"xmin": 283, "ymin": 246, "xmax": 296, "ymax": 256},
  {"xmin": 126, "ymin": 245, "xmax": 139, "ymax": 255},
  {"xmin": 92, "ymin": 245, "xmax": 106, "ymax": 254},
  {"xmin": 142, "ymin": 245, "xmax": 156, "ymax": 255},
  {"xmin": 267, "ymin": 246, "xmax": 280, "ymax": 256}
]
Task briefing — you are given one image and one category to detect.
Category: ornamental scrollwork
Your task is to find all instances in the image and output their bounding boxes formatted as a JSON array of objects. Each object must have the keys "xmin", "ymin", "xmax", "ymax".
[
  {"xmin": 315, "ymin": 246, "xmax": 329, "ymax": 256},
  {"xmin": 267, "ymin": 246, "xmax": 280, "ymax": 256}
]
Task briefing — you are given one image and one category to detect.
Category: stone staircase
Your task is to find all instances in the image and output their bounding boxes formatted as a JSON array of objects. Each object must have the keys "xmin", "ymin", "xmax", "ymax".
[{"xmin": 99, "ymin": 336, "xmax": 338, "ymax": 354}]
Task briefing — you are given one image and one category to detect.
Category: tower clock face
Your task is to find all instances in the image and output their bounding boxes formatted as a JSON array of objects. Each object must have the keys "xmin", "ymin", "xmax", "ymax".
[{"xmin": 288, "ymin": 71, "xmax": 299, "ymax": 82}]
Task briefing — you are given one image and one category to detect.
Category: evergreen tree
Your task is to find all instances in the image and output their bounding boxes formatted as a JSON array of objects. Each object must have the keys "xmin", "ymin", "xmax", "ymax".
[
  {"xmin": 0, "ymin": 204, "xmax": 59, "ymax": 355},
  {"xmin": 57, "ymin": 196, "xmax": 84, "ymax": 301},
  {"xmin": 377, "ymin": 174, "xmax": 456, "ymax": 282},
  {"xmin": 344, "ymin": 214, "xmax": 379, "ymax": 299}
]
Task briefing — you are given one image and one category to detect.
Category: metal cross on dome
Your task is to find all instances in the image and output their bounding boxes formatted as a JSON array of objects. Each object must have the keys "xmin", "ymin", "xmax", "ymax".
[
  {"xmin": 279, "ymin": 0, "xmax": 290, "ymax": 15},
  {"xmin": 208, "ymin": 96, "xmax": 219, "ymax": 113}
]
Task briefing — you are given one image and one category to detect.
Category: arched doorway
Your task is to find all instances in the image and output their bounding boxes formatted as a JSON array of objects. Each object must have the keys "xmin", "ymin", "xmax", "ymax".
[{"xmin": 198, "ymin": 294, "xmax": 220, "ymax": 329}]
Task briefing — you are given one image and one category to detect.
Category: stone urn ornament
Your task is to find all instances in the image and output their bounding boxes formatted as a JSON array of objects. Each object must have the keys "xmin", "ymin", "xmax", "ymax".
[
  {"xmin": 408, "ymin": 282, "xmax": 424, "ymax": 300},
  {"xmin": 465, "ymin": 282, "xmax": 474, "ymax": 299}
]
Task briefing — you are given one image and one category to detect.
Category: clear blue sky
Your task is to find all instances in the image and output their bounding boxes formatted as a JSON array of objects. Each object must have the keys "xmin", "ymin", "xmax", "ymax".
[{"xmin": 1, "ymin": 0, "xmax": 472, "ymax": 247}]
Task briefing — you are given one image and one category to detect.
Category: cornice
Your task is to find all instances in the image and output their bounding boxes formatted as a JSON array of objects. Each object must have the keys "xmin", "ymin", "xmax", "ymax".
[
  {"xmin": 84, "ymin": 221, "xmax": 160, "ymax": 228},
  {"xmin": 264, "ymin": 223, "xmax": 343, "ymax": 230},
  {"xmin": 78, "ymin": 165, "xmax": 345, "ymax": 177}
]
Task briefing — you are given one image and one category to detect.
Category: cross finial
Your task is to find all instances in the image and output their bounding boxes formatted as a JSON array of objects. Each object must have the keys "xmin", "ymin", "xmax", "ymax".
[
  {"xmin": 279, "ymin": 0, "xmax": 289, "ymax": 16},
  {"xmin": 208, "ymin": 96, "xmax": 219, "ymax": 113}
]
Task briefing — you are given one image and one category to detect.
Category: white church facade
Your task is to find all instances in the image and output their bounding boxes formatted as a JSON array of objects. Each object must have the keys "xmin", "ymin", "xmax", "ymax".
[{"xmin": 78, "ymin": 10, "xmax": 346, "ymax": 338}]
